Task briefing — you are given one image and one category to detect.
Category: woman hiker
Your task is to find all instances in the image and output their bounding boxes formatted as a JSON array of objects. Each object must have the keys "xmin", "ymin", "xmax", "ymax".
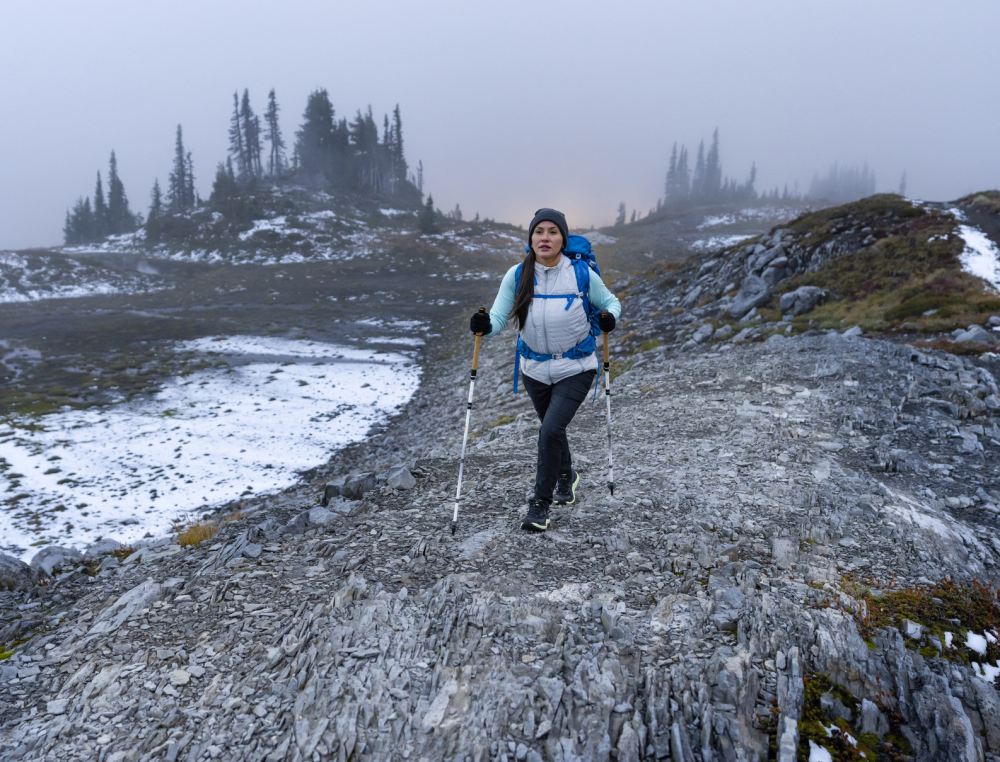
[{"xmin": 469, "ymin": 208, "xmax": 622, "ymax": 532}]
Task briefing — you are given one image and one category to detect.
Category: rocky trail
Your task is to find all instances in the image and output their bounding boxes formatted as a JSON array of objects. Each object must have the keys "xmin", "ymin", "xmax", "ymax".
[{"xmin": 3, "ymin": 314, "xmax": 1000, "ymax": 759}]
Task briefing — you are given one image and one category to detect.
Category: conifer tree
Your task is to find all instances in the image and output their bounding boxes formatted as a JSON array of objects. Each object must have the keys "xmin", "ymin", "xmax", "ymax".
[
  {"xmin": 64, "ymin": 197, "xmax": 96, "ymax": 244},
  {"xmin": 664, "ymin": 143, "xmax": 678, "ymax": 205},
  {"xmin": 210, "ymin": 161, "xmax": 241, "ymax": 212},
  {"xmin": 692, "ymin": 141, "xmax": 706, "ymax": 201},
  {"xmin": 167, "ymin": 125, "xmax": 189, "ymax": 211},
  {"xmin": 898, "ymin": 171, "xmax": 907, "ymax": 196},
  {"xmin": 229, "ymin": 91, "xmax": 248, "ymax": 181},
  {"xmin": 106, "ymin": 150, "xmax": 136, "ymax": 234},
  {"xmin": 295, "ymin": 89, "xmax": 337, "ymax": 186},
  {"xmin": 615, "ymin": 202, "xmax": 626, "ymax": 227},
  {"xmin": 418, "ymin": 194, "xmax": 437, "ymax": 234},
  {"xmin": 264, "ymin": 89, "xmax": 286, "ymax": 176},
  {"xmin": 705, "ymin": 128, "xmax": 722, "ymax": 201},
  {"xmin": 148, "ymin": 179, "xmax": 163, "ymax": 222},
  {"xmin": 241, "ymin": 89, "xmax": 262, "ymax": 178},
  {"xmin": 93, "ymin": 172, "xmax": 109, "ymax": 238},
  {"xmin": 185, "ymin": 151, "xmax": 196, "ymax": 207},
  {"xmin": 677, "ymin": 147, "xmax": 690, "ymax": 199},
  {"xmin": 416, "ymin": 160, "xmax": 424, "ymax": 195},
  {"xmin": 392, "ymin": 104, "xmax": 407, "ymax": 183}
]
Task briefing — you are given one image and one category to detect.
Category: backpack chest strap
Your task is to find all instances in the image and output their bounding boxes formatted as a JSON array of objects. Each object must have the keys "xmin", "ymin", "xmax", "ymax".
[{"xmin": 532, "ymin": 292, "xmax": 584, "ymax": 310}]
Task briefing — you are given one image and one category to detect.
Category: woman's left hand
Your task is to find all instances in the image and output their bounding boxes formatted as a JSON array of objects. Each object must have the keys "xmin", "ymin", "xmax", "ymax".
[{"xmin": 598, "ymin": 311, "xmax": 616, "ymax": 332}]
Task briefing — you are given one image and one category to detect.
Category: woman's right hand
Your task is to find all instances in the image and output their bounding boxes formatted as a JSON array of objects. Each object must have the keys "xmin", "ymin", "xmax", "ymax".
[{"xmin": 470, "ymin": 311, "xmax": 492, "ymax": 335}]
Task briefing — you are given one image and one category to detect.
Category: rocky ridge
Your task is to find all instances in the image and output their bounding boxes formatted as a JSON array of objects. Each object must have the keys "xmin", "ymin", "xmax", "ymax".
[{"xmin": 2, "ymin": 197, "xmax": 1000, "ymax": 760}]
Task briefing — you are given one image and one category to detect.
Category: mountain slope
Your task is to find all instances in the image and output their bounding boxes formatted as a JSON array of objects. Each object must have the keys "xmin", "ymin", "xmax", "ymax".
[{"xmin": 1, "ymin": 192, "xmax": 999, "ymax": 759}]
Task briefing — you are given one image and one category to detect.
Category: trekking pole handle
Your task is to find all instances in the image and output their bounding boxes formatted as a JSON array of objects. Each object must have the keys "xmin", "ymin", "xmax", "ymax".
[
  {"xmin": 471, "ymin": 307, "xmax": 486, "ymax": 371},
  {"xmin": 603, "ymin": 331, "xmax": 610, "ymax": 365}
]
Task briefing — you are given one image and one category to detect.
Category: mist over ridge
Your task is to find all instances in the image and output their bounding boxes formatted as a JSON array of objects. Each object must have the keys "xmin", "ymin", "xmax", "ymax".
[{"xmin": 1, "ymin": 0, "xmax": 998, "ymax": 249}]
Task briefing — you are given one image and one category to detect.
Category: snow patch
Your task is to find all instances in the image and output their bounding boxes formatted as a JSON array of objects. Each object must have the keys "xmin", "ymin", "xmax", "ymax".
[
  {"xmin": 808, "ymin": 740, "xmax": 833, "ymax": 762},
  {"xmin": 966, "ymin": 631, "xmax": 988, "ymax": 655},
  {"xmin": 956, "ymin": 224, "xmax": 1000, "ymax": 290},
  {"xmin": 0, "ymin": 336, "xmax": 420, "ymax": 560},
  {"xmin": 973, "ymin": 660, "xmax": 1000, "ymax": 683},
  {"xmin": 691, "ymin": 234, "xmax": 754, "ymax": 252}
]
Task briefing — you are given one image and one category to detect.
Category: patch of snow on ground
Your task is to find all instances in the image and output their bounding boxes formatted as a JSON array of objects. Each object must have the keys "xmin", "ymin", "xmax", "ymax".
[
  {"xmin": 579, "ymin": 230, "xmax": 617, "ymax": 245},
  {"xmin": 956, "ymin": 224, "xmax": 1000, "ymax": 290},
  {"xmin": 808, "ymin": 741, "xmax": 833, "ymax": 762},
  {"xmin": 378, "ymin": 208, "xmax": 410, "ymax": 217},
  {"xmin": 239, "ymin": 216, "xmax": 289, "ymax": 241},
  {"xmin": 0, "ymin": 336, "xmax": 420, "ymax": 560},
  {"xmin": 690, "ymin": 234, "xmax": 754, "ymax": 252},
  {"xmin": 0, "ymin": 252, "xmax": 166, "ymax": 303},
  {"xmin": 966, "ymin": 631, "xmax": 988, "ymax": 655},
  {"xmin": 697, "ymin": 207, "xmax": 803, "ymax": 230},
  {"xmin": 356, "ymin": 318, "xmax": 427, "ymax": 331},
  {"xmin": 973, "ymin": 661, "xmax": 1000, "ymax": 683}
]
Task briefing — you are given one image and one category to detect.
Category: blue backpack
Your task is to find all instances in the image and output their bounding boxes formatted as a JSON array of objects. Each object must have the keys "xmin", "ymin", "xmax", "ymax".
[{"xmin": 512, "ymin": 234, "xmax": 604, "ymax": 392}]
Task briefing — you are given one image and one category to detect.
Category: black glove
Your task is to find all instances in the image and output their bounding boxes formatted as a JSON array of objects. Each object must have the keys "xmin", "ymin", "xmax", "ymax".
[
  {"xmin": 598, "ymin": 311, "xmax": 616, "ymax": 332},
  {"xmin": 470, "ymin": 311, "xmax": 492, "ymax": 335}
]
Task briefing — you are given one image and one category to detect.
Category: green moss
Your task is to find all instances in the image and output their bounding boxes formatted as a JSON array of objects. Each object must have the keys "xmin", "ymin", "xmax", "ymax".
[
  {"xmin": 0, "ymin": 637, "xmax": 29, "ymax": 661},
  {"xmin": 638, "ymin": 338, "xmax": 663, "ymax": 352},
  {"xmin": 856, "ymin": 578, "xmax": 1000, "ymax": 667},
  {"xmin": 797, "ymin": 673, "xmax": 911, "ymax": 760}
]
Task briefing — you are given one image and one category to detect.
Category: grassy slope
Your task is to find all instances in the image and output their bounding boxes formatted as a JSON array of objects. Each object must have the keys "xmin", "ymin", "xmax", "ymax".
[{"xmin": 728, "ymin": 193, "xmax": 1000, "ymax": 337}]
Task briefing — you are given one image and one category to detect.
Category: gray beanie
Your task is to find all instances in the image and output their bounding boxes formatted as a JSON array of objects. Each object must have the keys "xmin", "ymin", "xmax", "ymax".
[{"xmin": 527, "ymin": 208, "xmax": 568, "ymax": 250}]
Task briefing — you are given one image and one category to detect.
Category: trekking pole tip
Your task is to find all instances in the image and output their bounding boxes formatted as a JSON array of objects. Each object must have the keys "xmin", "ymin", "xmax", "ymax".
[
  {"xmin": 609, "ymin": 482, "xmax": 615, "ymax": 496},
  {"xmin": 451, "ymin": 520, "xmax": 457, "ymax": 535}
]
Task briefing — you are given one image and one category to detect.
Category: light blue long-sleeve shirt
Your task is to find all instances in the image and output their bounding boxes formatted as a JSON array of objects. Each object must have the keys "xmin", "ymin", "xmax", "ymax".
[{"xmin": 483, "ymin": 256, "xmax": 622, "ymax": 384}]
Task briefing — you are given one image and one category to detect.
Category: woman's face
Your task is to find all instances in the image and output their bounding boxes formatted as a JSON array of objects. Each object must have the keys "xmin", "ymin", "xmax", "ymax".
[{"xmin": 531, "ymin": 222, "xmax": 563, "ymax": 262}]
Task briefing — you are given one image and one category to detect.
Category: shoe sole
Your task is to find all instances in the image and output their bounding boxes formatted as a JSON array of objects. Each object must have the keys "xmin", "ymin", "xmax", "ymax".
[
  {"xmin": 553, "ymin": 471, "xmax": 581, "ymax": 506},
  {"xmin": 521, "ymin": 519, "xmax": 550, "ymax": 531}
]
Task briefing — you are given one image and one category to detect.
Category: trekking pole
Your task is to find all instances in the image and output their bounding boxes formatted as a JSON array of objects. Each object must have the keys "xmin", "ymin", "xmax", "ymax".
[
  {"xmin": 603, "ymin": 331, "xmax": 614, "ymax": 496},
  {"xmin": 452, "ymin": 308, "xmax": 486, "ymax": 535}
]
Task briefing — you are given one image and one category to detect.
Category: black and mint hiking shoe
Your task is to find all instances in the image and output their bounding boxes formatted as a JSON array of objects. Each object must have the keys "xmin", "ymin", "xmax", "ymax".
[
  {"xmin": 521, "ymin": 498, "xmax": 551, "ymax": 532},
  {"xmin": 553, "ymin": 470, "xmax": 580, "ymax": 505}
]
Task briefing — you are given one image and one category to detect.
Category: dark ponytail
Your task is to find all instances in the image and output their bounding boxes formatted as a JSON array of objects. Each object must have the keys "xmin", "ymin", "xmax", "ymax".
[{"xmin": 509, "ymin": 250, "xmax": 535, "ymax": 331}]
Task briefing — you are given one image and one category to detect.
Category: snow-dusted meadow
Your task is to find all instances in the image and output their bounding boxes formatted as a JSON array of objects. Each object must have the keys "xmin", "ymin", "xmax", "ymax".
[{"xmin": 0, "ymin": 334, "xmax": 421, "ymax": 560}]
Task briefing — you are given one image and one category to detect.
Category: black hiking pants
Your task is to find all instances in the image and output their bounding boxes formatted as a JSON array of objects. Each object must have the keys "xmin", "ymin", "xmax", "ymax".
[{"xmin": 522, "ymin": 370, "xmax": 596, "ymax": 502}]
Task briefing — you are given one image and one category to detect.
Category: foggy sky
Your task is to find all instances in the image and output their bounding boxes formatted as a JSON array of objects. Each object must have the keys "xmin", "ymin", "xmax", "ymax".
[{"xmin": 1, "ymin": 0, "xmax": 998, "ymax": 250}]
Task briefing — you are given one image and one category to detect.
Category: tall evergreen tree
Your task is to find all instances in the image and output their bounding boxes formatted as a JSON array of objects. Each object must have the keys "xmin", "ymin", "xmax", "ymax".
[
  {"xmin": 264, "ymin": 89, "xmax": 286, "ymax": 176},
  {"xmin": 228, "ymin": 91, "xmax": 248, "ymax": 180},
  {"xmin": 167, "ymin": 125, "xmax": 189, "ymax": 211},
  {"xmin": 664, "ymin": 143, "xmax": 678, "ymax": 205},
  {"xmin": 93, "ymin": 172, "xmax": 109, "ymax": 238},
  {"xmin": 615, "ymin": 202, "xmax": 626, "ymax": 227},
  {"xmin": 148, "ymin": 179, "xmax": 163, "ymax": 222},
  {"xmin": 692, "ymin": 141, "xmax": 706, "ymax": 201},
  {"xmin": 106, "ymin": 150, "xmax": 136, "ymax": 234},
  {"xmin": 391, "ymin": 104, "xmax": 407, "ymax": 183},
  {"xmin": 185, "ymin": 151, "xmax": 196, "ymax": 207},
  {"xmin": 677, "ymin": 147, "xmax": 690, "ymax": 199},
  {"xmin": 704, "ymin": 128, "xmax": 722, "ymax": 201},
  {"xmin": 295, "ymin": 89, "xmax": 337, "ymax": 186},
  {"xmin": 241, "ymin": 89, "xmax": 262, "ymax": 178}
]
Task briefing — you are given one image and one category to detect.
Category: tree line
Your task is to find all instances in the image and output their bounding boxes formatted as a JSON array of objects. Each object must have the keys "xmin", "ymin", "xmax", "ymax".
[
  {"xmin": 64, "ymin": 87, "xmax": 420, "ymax": 244},
  {"xmin": 613, "ymin": 129, "xmax": 890, "ymax": 226},
  {"xmin": 63, "ymin": 152, "xmax": 141, "ymax": 244}
]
